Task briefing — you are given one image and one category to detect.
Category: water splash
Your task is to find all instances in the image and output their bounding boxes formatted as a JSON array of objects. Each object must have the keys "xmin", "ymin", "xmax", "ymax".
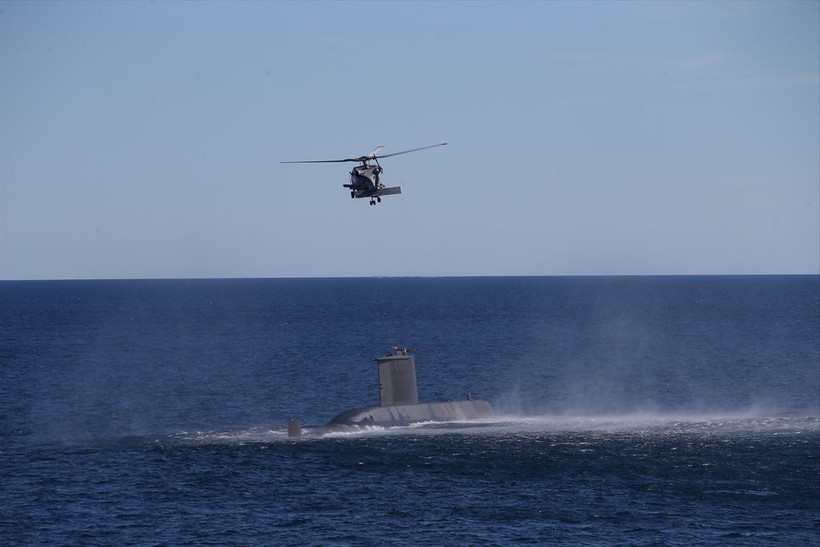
[{"xmin": 154, "ymin": 412, "xmax": 817, "ymax": 445}]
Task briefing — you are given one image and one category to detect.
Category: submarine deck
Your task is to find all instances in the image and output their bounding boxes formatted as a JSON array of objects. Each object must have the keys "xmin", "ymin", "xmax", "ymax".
[{"xmin": 327, "ymin": 399, "xmax": 494, "ymax": 428}]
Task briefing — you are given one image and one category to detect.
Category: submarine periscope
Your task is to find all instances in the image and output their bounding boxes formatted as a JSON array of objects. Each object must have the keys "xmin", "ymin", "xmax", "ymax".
[{"xmin": 287, "ymin": 347, "xmax": 494, "ymax": 437}]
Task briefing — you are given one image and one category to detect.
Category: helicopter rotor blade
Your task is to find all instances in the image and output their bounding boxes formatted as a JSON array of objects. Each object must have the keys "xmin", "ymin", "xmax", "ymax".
[
  {"xmin": 280, "ymin": 158, "xmax": 360, "ymax": 164},
  {"xmin": 280, "ymin": 150, "xmax": 381, "ymax": 164},
  {"xmin": 280, "ymin": 142, "xmax": 447, "ymax": 164},
  {"xmin": 373, "ymin": 142, "xmax": 447, "ymax": 160}
]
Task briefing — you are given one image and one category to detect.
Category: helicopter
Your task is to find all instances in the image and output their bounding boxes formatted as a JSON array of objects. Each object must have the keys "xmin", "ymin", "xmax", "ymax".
[{"xmin": 281, "ymin": 142, "xmax": 447, "ymax": 205}]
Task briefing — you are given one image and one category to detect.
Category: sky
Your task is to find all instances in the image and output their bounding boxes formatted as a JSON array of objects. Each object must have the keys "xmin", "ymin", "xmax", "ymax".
[{"xmin": 1, "ymin": 0, "xmax": 818, "ymax": 279}]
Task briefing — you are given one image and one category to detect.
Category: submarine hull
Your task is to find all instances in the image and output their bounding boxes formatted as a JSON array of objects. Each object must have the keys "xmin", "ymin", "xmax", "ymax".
[
  {"xmin": 327, "ymin": 399, "xmax": 494, "ymax": 428},
  {"xmin": 286, "ymin": 350, "xmax": 495, "ymax": 437}
]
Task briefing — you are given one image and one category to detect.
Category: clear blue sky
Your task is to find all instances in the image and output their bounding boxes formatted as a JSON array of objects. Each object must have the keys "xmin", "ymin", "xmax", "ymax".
[{"xmin": 1, "ymin": 0, "xmax": 818, "ymax": 279}]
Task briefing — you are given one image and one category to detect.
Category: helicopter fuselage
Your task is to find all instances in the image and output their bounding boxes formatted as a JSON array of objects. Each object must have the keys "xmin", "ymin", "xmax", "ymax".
[
  {"xmin": 343, "ymin": 163, "xmax": 401, "ymax": 204},
  {"xmin": 344, "ymin": 164, "xmax": 382, "ymax": 193}
]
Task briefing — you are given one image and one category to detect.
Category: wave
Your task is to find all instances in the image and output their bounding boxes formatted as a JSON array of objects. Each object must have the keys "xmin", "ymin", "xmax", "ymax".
[{"xmin": 153, "ymin": 412, "xmax": 817, "ymax": 446}]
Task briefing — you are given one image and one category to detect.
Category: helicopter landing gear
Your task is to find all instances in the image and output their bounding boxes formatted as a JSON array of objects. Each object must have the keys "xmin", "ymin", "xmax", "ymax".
[
  {"xmin": 351, "ymin": 191, "xmax": 355, "ymax": 199},
  {"xmin": 369, "ymin": 196, "xmax": 381, "ymax": 206}
]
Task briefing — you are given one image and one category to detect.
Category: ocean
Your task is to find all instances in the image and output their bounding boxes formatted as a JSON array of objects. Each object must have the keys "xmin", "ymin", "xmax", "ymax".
[{"xmin": 1, "ymin": 276, "xmax": 818, "ymax": 545}]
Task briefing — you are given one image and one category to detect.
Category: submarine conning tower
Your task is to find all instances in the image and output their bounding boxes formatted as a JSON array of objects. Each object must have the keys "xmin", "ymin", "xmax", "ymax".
[{"xmin": 377, "ymin": 348, "xmax": 419, "ymax": 406}]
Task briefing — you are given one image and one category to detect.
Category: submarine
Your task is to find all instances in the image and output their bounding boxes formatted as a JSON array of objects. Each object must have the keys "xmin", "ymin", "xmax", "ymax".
[{"xmin": 287, "ymin": 347, "xmax": 494, "ymax": 437}]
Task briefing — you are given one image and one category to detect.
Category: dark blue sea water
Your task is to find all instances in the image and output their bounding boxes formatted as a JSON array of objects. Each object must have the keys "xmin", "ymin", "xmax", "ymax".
[{"xmin": 1, "ymin": 276, "xmax": 818, "ymax": 545}]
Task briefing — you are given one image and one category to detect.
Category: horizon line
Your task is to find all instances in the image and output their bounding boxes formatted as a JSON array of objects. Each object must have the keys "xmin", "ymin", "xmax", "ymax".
[{"xmin": 1, "ymin": 272, "xmax": 818, "ymax": 283}]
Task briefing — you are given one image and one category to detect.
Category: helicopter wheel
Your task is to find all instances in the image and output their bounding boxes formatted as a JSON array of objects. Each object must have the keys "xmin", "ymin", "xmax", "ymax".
[
  {"xmin": 351, "ymin": 191, "xmax": 355, "ymax": 199},
  {"xmin": 376, "ymin": 196, "xmax": 381, "ymax": 203}
]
